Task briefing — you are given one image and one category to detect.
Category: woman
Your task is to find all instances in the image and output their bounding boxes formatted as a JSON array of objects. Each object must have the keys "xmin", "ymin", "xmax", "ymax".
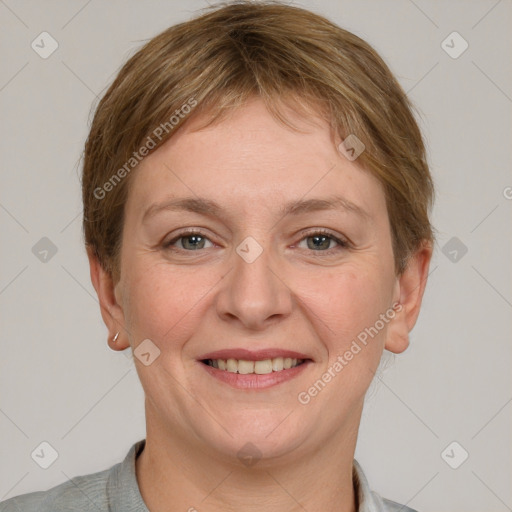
[{"xmin": 1, "ymin": 1, "xmax": 434, "ymax": 511}]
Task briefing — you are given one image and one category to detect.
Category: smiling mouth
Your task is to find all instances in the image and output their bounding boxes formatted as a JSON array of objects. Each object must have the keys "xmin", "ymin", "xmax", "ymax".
[{"xmin": 202, "ymin": 357, "xmax": 306, "ymax": 375}]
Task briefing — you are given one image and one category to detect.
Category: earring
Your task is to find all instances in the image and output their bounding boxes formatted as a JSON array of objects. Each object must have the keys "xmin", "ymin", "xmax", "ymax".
[{"xmin": 112, "ymin": 332, "xmax": 120, "ymax": 343}]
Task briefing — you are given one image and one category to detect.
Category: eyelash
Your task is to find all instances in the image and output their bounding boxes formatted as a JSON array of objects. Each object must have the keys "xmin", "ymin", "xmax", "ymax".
[{"xmin": 163, "ymin": 228, "xmax": 349, "ymax": 254}]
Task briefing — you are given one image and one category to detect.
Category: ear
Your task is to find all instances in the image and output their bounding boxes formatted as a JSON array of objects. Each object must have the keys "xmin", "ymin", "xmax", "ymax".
[
  {"xmin": 87, "ymin": 247, "xmax": 130, "ymax": 351},
  {"xmin": 384, "ymin": 241, "xmax": 433, "ymax": 354}
]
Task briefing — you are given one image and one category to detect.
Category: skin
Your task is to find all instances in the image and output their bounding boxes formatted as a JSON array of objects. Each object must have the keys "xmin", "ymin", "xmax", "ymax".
[{"xmin": 88, "ymin": 97, "xmax": 432, "ymax": 512}]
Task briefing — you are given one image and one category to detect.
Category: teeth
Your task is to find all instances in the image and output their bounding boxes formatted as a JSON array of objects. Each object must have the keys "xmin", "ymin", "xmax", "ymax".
[
  {"xmin": 272, "ymin": 357, "xmax": 284, "ymax": 371},
  {"xmin": 254, "ymin": 359, "xmax": 273, "ymax": 374},
  {"xmin": 226, "ymin": 358, "xmax": 238, "ymax": 373},
  {"xmin": 207, "ymin": 357, "xmax": 303, "ymax": 374},
  {"xmin": 238, "ymin": 360, "xmax": 254, "ymax": 374}
]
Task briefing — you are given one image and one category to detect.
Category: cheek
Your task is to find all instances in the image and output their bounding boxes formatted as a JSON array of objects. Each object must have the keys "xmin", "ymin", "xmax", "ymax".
[
  {"xmin": 122, "ymin": 261, "xmax": 212, "ymax": 346},
  {"xmin": 297, "ymin": 264, "xmax": 392, "ymax": 354}
]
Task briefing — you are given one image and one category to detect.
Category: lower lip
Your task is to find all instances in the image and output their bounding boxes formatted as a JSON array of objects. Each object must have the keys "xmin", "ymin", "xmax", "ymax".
[{"xmin": 200, "ymin": 360, "xmax": 312, "ymax": 389}]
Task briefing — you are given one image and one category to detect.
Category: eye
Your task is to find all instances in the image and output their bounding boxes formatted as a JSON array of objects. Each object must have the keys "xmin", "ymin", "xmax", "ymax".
[
  {"xmin": 296, "ymin": 230, "xmax": 349, "ymax": 252},
  {"xmin": 162, "ymin": 228, "xmax": 349, "ymax": 254},
  {"xmin": 164, "ymin": 230, "xmax": 214, "ymax": 251}
]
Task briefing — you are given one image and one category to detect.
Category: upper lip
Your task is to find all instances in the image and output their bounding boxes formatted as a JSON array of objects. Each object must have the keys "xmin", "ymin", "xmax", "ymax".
[{"xmin": 199, "ymin": 348, "xmax": 312, "ymax": 361}]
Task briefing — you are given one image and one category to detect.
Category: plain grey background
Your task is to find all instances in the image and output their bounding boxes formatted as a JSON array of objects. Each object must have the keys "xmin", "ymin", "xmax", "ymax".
[{"xmin": 0, "ymin": 1, "xmax": 511, "ymax": 511}]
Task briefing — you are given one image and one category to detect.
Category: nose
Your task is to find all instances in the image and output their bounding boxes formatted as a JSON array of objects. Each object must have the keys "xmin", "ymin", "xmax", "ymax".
[{"xmin": 215, "ymin": 239, "xmax": 293, "ymax": 331}]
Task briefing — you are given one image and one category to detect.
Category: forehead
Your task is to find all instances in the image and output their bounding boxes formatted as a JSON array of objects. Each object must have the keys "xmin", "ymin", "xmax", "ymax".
[{"xmin": 127, "ymin": 99, "xmax": 385, "ymax": 220}]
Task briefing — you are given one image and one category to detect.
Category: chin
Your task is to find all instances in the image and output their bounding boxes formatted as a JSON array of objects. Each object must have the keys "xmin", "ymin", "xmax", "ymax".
[{"xmin": 193, "ymin": 409, "xmax": 310, "ymax": 465}]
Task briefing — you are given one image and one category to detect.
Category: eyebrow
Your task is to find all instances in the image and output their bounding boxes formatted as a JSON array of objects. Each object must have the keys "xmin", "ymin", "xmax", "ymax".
[{"xmin": 142, "ymin": 195, "xmax": 370, "ymax": 223}]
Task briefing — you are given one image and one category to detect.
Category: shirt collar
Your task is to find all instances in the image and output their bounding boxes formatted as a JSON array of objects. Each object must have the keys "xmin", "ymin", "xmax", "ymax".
[
  {"xmin": 353, "ymin": 458, "xmax": 389, "ymax": 512},
  {"xmin": 108, "ymin": 439, "xmax": 389, "ymax": 512},
  {"xmin": 108, "ymin": 438, "xmax": 149, "ymax": 512}
]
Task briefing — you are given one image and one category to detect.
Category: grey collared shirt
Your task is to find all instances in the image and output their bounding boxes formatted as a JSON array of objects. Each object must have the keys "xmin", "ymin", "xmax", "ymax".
[{"xmin": 0, "ymin": 439, "xmax": 417, "ymax": 511}]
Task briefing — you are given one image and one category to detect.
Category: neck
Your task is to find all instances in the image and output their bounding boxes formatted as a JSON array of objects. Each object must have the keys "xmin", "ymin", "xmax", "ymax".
[{"xmin": 136, "ymin": 408, "xmax": 360, "ymax": 512}]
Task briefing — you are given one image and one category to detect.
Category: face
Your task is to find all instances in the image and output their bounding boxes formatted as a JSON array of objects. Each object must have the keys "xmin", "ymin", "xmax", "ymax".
[{"xmin": 92, "ymin": 98, "xmax": 430, "ymax": 464}]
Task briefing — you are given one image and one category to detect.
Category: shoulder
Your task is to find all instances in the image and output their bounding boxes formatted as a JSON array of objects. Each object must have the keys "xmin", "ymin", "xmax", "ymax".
[
  {"xmin": 0, "ymin": 440, "xmax": 146, "ymax": 512},
  {"xmin": 381, "ymin": 495, "xmax": 418, "ymax": 512},
  {"xmin": 353, "ymin": 459, "xmax": 419, "ymax": 512},
  {"xmin": 0, "ymin": 466, "xmax": 112, "ymax": 512}
]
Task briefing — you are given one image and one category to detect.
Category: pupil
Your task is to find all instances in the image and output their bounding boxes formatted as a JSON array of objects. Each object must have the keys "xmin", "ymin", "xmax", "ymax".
[
  {"xmin": 184, "ymin": 235, "xmax": 204, "ymax": 250},
  {"xmin": 308, "ymin": 235, "xmax": 329, "ymax": 250}
]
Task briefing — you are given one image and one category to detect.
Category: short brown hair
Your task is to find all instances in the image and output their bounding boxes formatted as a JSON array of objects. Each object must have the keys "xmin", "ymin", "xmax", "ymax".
[{"xmin": 82, "ymin": 0, "xmax": 435, "ymax": 283}]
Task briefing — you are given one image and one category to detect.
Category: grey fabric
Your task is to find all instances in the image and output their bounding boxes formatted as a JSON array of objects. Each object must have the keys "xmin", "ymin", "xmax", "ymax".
[{"xmin": 0, "ymin": 440, "xmax": 417, "ymax": 511}]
